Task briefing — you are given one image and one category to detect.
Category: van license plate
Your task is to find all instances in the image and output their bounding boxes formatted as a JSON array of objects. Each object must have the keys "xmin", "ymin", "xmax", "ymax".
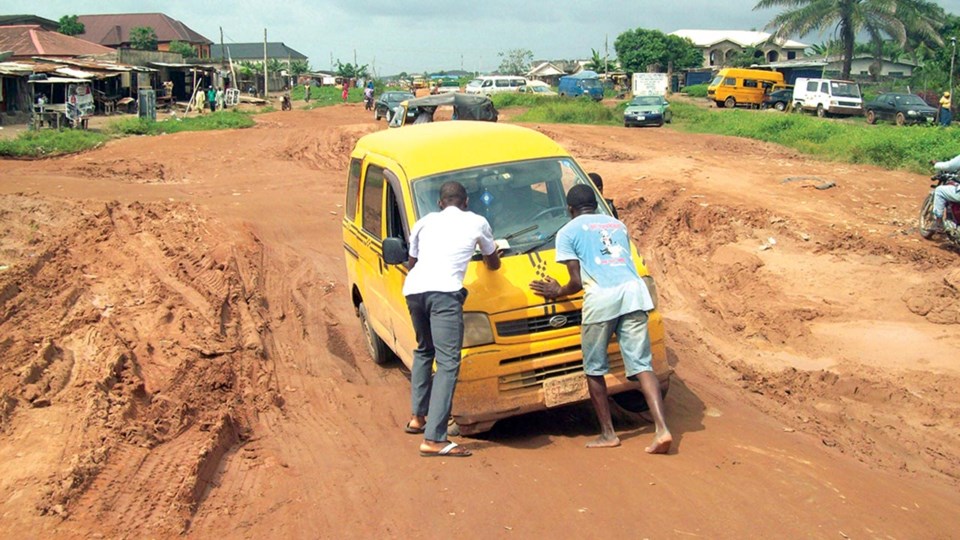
[{"xmin": 543, "ymin": 374, "xmax": 590, "ymax": 408}]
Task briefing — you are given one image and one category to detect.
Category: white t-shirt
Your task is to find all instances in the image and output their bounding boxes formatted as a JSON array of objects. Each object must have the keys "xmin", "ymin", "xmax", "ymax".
[{"xmin": 402, "ymin": 206, "xmax": 497, "ymax": 296}]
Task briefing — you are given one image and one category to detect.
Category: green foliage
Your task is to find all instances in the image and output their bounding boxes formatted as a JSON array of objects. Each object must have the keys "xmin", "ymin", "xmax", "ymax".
[
  {"xmin": 105, "ymin": 111, "xmax": 254, "ymax": 136},
  {"xmin": 683, "ymin": 84, "xmax": 709, "ymax": 97},
  {"xmin": 669, "ymin": 100, "xmax": 955, "ymax": 173},
  {"xmin": 289, "ymin": 85, "xmax": 362, "ymax": 107},
  {"xmin": 0, "ymin": 129, "xmax": 106, "ymax": 158},
  {"xmin": 57, "ymin": 15, "xmax": 84, "ymax": 36},
  {"xmin": 509, "ymin": 98, "xmax": 622, "ymax": 126},
  {"xmin": 614, "ymin": 28, "xmax": 702, "ymax": 74},
  {"xmin": 168, "ymin": 40, "xmax": 196, "ymax": 58},
  {"xmin": 497, "ymin": 49, "xmax": 534, "ymax": 76},
  {"xmin": 130, "ymin": 26, "xmax": 158, "ymax": 51},
  {"xmin": 336, "ymin": 61, "xmax": 369, "ymax": 80},
  {"xmin": 289, "ymin": 60, "xmax": 311, "ymax": 76}
]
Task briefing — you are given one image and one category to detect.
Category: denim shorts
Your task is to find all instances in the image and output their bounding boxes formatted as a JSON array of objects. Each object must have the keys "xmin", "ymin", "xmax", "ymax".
[{"xmin": 581, "ymin": 310, "xmax": 652, "ymax": 378}]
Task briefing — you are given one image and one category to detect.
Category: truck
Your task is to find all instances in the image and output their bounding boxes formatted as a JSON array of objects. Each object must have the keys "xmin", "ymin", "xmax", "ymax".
[{"xmin": 792, "ymin": 78, "xmax": 863, "ymax": 118}]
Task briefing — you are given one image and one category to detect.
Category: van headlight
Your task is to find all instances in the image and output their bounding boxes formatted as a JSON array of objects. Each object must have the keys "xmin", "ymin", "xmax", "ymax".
[
  {"xmin": 463, "ymin": 312, "xmax": 494, "ymax": 347},
  {"xmin": 641, "ymin": 275, "xmax": 658, "ymax": 310}
]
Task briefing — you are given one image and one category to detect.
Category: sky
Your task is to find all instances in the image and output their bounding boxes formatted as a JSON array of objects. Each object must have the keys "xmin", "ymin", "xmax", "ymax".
[{"xmin": 7, "ymin": 0, "xmax": 960, "ymax": 75}]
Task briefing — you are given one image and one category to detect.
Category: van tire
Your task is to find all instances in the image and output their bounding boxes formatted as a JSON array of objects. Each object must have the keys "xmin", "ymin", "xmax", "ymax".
[
  {"xmin": 816, "ymin": 104, "xmax": 826, "ymax": 118},
  {"xmin": 724, "ymin": 96, "xmax": 736, "ymax": 109},
  {"xmin": 359, "ymin": 302, "xmax": 393, "ymax": 365}
]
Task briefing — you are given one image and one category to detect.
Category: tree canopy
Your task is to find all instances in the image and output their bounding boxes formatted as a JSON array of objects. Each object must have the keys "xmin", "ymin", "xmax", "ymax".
[
  {"xmin": 497, "ymin": 49, "xmax": 533, "ymax": 76},
  {"xmin": 129, "ymin": 26, "xmax": 158, "ymax": 51},
  {"xmin": 336, "ymin": 60, "xmax": 369, "ymax": 80},
  {"xmin": 756, "ymin": 0, "xmax": 943, "ymax": 80},
  {"xmin": 168, "ymin": 40, "xmax": 196, "ymax": 58},
  {"xmin": 614, "ymin": 28, "xmax": 702, "ymax": 74},
  {"xmin": 57, "ymin": 15, "xmax": 84, "ymax": 36}
]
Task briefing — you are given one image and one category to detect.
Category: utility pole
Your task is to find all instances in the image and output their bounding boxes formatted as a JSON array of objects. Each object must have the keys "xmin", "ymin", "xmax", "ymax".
[
  {"xmin": 604, "ymin": 34, "xmax": 608, "ymax": 76},
  {"xmin": 263, "ymin": 29, "xmax": 268, "ymax": 97},
  {"xmin": 951, "ymin": 37, "xmax": 957, "ymax": 115}
]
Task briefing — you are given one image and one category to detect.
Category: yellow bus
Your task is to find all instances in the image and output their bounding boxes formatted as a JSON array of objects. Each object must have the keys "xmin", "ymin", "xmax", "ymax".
[{"xmin": 342, "ymin": 122, "xmax": 671, "ymax": 434}]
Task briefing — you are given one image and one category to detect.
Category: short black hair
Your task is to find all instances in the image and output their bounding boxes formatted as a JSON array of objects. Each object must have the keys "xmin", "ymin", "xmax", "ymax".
[
  {"xmin": 588, "ymin": 172, "xmax": 603, "ymax": 193},
  {"xmin": 566, "ymin": 184, "xmax": 598, "ymax": 210},
  {"xmin": 439, "ymin": 181, "xmax": 468, "ymax": 206}
]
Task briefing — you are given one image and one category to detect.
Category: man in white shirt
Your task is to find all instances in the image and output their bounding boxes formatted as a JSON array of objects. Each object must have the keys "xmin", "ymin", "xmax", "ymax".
[{"xmin": 403, "ymin": 181, "xmax": 501, "ymax": 457}]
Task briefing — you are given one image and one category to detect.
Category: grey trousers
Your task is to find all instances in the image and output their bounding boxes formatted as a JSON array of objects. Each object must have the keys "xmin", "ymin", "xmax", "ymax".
[{"xmin": 406, "ymin": 289, "xmax": 466, "ymax": 442}]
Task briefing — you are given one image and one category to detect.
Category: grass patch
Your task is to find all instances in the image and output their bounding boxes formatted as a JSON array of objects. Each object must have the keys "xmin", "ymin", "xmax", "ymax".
[
  {"xmin": 506, "ymin": 96, "xmax": 622, "ymax": 125},
  {"xmin": 105, "ymin": 110, "xmax": 255, "ymax": 136},
  {"xmin": 670, "ymin": 100, "xmax": 956, "ymax": 173},
  {"xmin": 0, "ymin": 129, "xmax": 108, "ymax": 158},
  {"xmin": 683, "ymin": 84, "xmax": 709, "ymax": 98},
  {"xmin": 289, "ymin": 85, "xmax": 363, "ymax": 108}
]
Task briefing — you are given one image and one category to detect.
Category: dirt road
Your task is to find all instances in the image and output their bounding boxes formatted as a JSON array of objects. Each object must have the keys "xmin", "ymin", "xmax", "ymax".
[{"xmin": 1, "ymin": 104, "xmax": 958, "ymax": 539}]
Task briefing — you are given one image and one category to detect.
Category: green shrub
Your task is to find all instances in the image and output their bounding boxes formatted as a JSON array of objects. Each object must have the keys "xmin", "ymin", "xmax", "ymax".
[
  {"xmin": 683, "ymin": 84, "xmax": 709, "ymax": 98},
  {"xmin": 0, "ymin": 129, "xmax": 107, "ymax": 158},
  {"xmin": 105, "ymin": 110, "xmax": 254, "ymax": 136},
  {"xmin": 511, "ymin": 98, "xmax": 621, "ymax": 125}
]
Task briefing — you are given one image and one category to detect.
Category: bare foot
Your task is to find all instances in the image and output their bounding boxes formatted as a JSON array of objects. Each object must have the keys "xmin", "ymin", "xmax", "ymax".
[
  {"xmin": 586, "ymin": 435, "xmax": 621, "ymax": 448},
  {"xmin": 645, "ymin": 431, "xmax": 673, "ymax": 454}
]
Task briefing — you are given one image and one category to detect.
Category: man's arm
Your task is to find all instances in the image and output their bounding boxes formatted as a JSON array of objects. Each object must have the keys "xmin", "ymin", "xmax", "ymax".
[
  {"xmin": 482, "ymin": 251, "xmax": 501, "ymax": 270},
  {"xmin": 530, "ymin": 260, "xmax": 582, "ymax": 299},
  {"xmin": 934, "ymin": 154, "xmax": 960, "ymax": 172}
]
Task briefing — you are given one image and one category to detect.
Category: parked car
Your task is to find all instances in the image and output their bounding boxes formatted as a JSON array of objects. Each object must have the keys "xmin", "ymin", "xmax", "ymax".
[
  {"xmin": 623, "ymin": 95, "xmax": 671, "ymax": 127},
  {"xmin": 793, "ymin": 78, "xmax": 863, "ymax": 117},
  {"xmin": 374, "ymin": 91, "xmax": 415, "ymax": 121},
  {"xmin": 761, "ymin": 88, "xmax": 794, "ymax": 111},
  {"xmin": 519, "ymin": 80, "xmax": 557, "ymax": 96},
  {"xmin": 864, "ymin": 93, "xmax": 938, "ymax": 126}
]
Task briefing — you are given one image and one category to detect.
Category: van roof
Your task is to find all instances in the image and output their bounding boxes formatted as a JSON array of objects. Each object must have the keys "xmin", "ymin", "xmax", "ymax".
[{"xmin": 353, "ymin": 122, "xmax": 569, "ymax": 179}]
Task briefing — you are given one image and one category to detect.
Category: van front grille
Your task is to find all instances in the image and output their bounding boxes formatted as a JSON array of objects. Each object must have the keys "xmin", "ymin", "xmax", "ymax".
[
  {"xmin": 498, "ymin": 351, "xmax": 624, "ymax": 392},
  {"xmin": 496, "ymin": 310, "xmax": 582, "ymax": 337}
]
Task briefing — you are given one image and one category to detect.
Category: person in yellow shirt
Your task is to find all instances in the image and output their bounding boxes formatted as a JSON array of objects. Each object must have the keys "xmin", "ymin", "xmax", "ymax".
[{"xmin": 939, "ymin": 91, "xmax": 952, "ymax": 126}]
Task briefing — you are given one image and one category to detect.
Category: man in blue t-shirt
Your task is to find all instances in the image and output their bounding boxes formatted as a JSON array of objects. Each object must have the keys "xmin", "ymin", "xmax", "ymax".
[{"xmin": 530, "ymin": 184, "xmax": 672, "ymax": 453}]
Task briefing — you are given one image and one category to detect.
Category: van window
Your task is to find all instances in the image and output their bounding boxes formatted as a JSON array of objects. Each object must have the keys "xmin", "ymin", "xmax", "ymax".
[
  {"xmin": 346, "ymin": 159, "xmax": 361, "ymax": 221},
  {"xmin": 495, "ymin": 79, "xmax": 510, "ymax": 87},
  {"xmin": 743, "ymin": 79, "xmax": 758, "ymax": 88},
  {"xmin": 510, "ymin": 79, "xmax": 526, "ymax": 87},
  {"xmin": 384, "ymin": 172, "xmax": 409, "ymax": 241},
  {"xmin": 806, "ymin": 81, "xmax": 818, "ymax": 92},
  {"xmin": 830, "ymin": 81, "xmax": 861, "ymax": 98},
  {"xmin": 724, "ymin": 77, "xmax": 736, "ymax": 86},
  {"xmin": 820, "ymin": 82, "xmax": 829, "ymax": 93},
  {"xmin": 361, "ymin": 166, "xmax": 385, "ymax": 239},
  {"xmin": 482, "ymin": 80, "xmax": 493, "ymax": 87}
]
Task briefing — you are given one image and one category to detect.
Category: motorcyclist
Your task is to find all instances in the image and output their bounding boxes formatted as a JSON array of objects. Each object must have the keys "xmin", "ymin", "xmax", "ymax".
[
  {"xmin": 363, "ymin": 83, "xmax": 374, "ymax": 110},
  {"xmin": 932, "ymin": 155, "xmax": 960, "ymax": 234}
]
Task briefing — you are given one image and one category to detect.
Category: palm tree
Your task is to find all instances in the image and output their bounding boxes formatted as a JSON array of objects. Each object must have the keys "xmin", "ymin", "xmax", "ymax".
[
  {"xmin": 755, "ymin": 0, "xmax": 906, "ymax": 79},
  {"xmin": 585, "ymin": 49, "xmax": 605, "ymax": 73}
]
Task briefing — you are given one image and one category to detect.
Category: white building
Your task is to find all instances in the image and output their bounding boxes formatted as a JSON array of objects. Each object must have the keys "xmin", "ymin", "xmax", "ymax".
[{"xmin": 671, "ymin": 29, "xmax": 807, "ymax": 67}]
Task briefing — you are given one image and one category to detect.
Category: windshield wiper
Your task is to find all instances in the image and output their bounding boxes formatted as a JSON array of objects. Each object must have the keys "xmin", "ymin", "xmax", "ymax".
[
  {"xmin": 502, "ymin": 224, "xmax": 538, "ymax": 241},
  {"xmin": 522, "ymin": 229, "xmax": 559, "ymax": 255}
]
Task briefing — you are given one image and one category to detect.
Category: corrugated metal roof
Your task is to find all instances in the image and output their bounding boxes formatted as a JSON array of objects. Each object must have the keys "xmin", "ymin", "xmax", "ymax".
[
  {"xmin": 77, "ymin": 13, "xmax": 212, "ymax": 46},
  {"xmin": 0, "ymin": 25, "xmax": 116, "ymax": 58},
  {"xmin": 209, "ymin": 42, "xmax": 307, "ymax": 60}
]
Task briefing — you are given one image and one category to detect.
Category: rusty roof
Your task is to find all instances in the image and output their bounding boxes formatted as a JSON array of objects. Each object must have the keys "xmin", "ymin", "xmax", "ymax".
[
  {"xmin": 77, "ymin": 13, "xmax": 212, "ymax": 47},
  {"xmin": 0, "ymin": 25, "xmax": 115, "ymax": 59}
]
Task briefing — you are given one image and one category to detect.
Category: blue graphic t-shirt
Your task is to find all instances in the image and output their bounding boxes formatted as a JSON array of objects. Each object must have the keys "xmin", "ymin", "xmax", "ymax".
[{"xmin": 555, "ymin": 213, "xmax": 654, "ymax": 324}]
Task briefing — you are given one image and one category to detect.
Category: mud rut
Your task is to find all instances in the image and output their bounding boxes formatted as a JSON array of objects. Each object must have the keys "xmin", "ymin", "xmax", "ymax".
[{"xmin": 1, "ymin": 106, "xmax": 959, "ymax": 537}]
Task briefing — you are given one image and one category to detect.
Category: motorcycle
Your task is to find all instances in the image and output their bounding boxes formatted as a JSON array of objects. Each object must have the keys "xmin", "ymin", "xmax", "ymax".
[
  {"xmin": 281, "ymin": 94, "xmax": 292, "ymax": 111},
  {"xmin": 918, "ymin": 170, "xmax": 960, "ymax": 246},
  {"xmin": 363, "ymin": 93, "xmax": 374, "ymax": 111}
]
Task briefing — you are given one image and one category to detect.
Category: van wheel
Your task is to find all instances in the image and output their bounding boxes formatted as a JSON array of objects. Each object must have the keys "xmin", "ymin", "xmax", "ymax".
[
  {"xmin": 816, "ymin": 104, "xmax": 826, "ymax": 118},
  {"xmin": 866, "ymin": 110, "xmax": 877, "ymax": 124},
  {"xmin": 724, "ymin": 96, "xmax": 736, "ymax": 109},
  {"xmin": 792, "ymin": 102, "xmax": 803, "ymax": 113},
  {"xmin": 359, "ymin": 302, "xmax": 393, "ymax": 365},
  {"xmin": 896, "ymin": 112, "xmax": 907, "ymax": 126}
]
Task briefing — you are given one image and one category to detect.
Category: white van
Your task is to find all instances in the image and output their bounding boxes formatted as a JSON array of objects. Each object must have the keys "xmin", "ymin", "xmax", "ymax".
[
  {"xmin": 793, "ymin": 78, "xmax": 863, "ymax": 117},
  {"xmin": 465, "ymin": 75, "xmax": 528, "ymax": 96}
]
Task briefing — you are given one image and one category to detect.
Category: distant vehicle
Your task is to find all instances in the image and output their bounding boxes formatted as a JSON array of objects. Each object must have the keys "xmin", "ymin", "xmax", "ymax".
[
  {"xmin": 623, "ymin": 95, "xmax": 672, "ymax": 127},
  {"xmin": 431, "ymin": 76, "xmax": 461, "ymax": 94},
  {"xmin": 865, "ymin": 93, "xmax": 938, "ymax": 126},
  {"xmin": 707, "ymin": 68, "xmax": 784, "ymax": 109},
  {"xmin": 388, "ymin": 93, "xmax": 498, "ymax": 128},
  {"xmin": 464, "ymin": 75, "xmax": 528, "ymax": 96},
  {"xmin": 374, "ymin": 91, "xmax": 415, "ymax": 121},
  {"xmin": 792, "ymin": 78, "xmax": 863, "ymax": 118},
  {"xmin": 558, "ymin": 71, "xmax": 603, "ymax": 101},
  {"xmin": 519, "ymin": 80, "xmax": 557, "ymax": 96},
  {"xmin": 761, "ymin": 88, "xmax": 794, "ymax": 111}
]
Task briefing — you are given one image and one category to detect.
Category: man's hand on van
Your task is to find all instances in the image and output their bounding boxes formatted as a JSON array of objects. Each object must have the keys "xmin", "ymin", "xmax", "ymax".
[{"xmin": 530, "ymin": 276, "xmax": 562, "ymax": 299}]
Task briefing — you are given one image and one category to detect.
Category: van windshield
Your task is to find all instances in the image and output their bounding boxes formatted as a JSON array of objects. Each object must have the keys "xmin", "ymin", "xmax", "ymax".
[
  {"xmin": 410, "ymin": 158, "xmax": 609, "ymax": 253},
  {"xmin": 830, "ymin": 82, "xmax": 861, "ymax": 98},
  {"xmin": 580, "ymin": 79, "xmax": 601, "ymax": 90}
]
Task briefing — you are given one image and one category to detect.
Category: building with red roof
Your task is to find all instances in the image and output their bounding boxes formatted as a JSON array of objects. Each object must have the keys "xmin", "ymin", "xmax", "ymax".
[
  {"xmin": 77, "ymin": 13, "xmax": 212, "ymax": 58},
  {"xmin": 0, "ymin": 24, "xmax": 115, "ymax": 60}
]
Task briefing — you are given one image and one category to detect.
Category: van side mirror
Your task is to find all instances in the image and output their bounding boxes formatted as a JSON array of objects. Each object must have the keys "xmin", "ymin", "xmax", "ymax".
[{"xmin": 382, "ymin": 237, "xmax": 408, "ymax": 265}]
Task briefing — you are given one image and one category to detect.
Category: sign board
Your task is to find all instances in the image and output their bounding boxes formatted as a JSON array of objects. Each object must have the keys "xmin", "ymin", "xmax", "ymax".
[
  {"xmin": 225, "ymin": 88, "xmax": 240, "ymax": 107},
  {"xmin": 631, "ymin": 72, "xmax": 669, "ymax": 96},
  {"xmin": 65, "ymin": 84, "xmax": 95, "ymax": 120}
]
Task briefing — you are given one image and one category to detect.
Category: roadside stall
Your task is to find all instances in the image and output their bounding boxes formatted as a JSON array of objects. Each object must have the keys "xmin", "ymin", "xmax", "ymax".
[{"xmin": 29, "ymin": 76, "xmax": 94, "ymax": 129}]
